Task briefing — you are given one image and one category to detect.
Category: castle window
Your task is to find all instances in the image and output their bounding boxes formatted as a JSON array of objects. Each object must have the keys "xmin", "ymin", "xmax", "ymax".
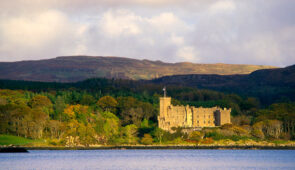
[
  {"xmin": 204, "ymin": 121, "xmax": 205, "ymax": 124},
  {"xmin": 209, "ymin": 115, "xmax": 210, "ymax": 118},
  {"xmin": 197, "ymin": 121, "xmax": 199, "ymax": 123},
  {"xmin": 208, "ymin": 121, "xmax": 210, "ymax": 124}
]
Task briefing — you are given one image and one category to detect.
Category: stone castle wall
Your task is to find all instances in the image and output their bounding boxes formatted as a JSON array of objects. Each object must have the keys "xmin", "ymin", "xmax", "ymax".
[{"xmin": 158, "ymin": 97, "xmax": 231, "ymax": 131}]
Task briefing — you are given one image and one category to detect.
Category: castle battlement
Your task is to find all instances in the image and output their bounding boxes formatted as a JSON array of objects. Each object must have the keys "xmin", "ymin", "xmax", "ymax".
[{"xmin": 158, "ymin": 97, "xmax": 231, "ymax": 131}]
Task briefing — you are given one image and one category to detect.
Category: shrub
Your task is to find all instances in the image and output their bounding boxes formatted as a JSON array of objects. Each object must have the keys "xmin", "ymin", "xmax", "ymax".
[
  {"xmin": 220, "ymin": 123, "xmax": 233, "ymax": 129},
  {"xmin": 230, "ymin": 135, "xmax": 249, "ymax": 141},
  {"xmin": 219, "ymin": 129, "xmax": 235, "ymax": 137},
  {"xmin": 252, "ymin": 129, "xmax": 264, "ymax": 139},
  {"xmin": 141, "ymin": 134, "xmax": 153, "ymax": 145},
  {"xmin": 279, "ymin": 132, "xmax": 291, "ymax": 140},
  {"xmin": 201, "ymin": 137, "xmax": 214, "ymax": 144},
  {"xmin": 232, "ymin": 115, "xmax": 251, "ymax": 126},
  {"xmin": 205, "ymin": 131, "xmax": 225, "ymax": 140},
  {"xmin": 232, "ymin": 126, "xmax": 250, "ymax": 136},
  {"xmin": 48, "ymin": 139, "xmax": 58, "ymax": 146},
  {"xmin": 188, "ymin": 131, "xmax": 203, "ymax": 142}
]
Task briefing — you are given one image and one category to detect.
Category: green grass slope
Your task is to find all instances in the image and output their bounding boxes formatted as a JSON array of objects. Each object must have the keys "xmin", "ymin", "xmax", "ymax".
[{"xmin": 0, "ymin": 134, "xmax": 43, "ymax": 146}]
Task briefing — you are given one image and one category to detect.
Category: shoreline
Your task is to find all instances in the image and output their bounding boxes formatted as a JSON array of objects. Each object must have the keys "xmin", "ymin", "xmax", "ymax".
[{"xmin": 17, "ymin": 145, "xmax": 295, "ymax": 150}]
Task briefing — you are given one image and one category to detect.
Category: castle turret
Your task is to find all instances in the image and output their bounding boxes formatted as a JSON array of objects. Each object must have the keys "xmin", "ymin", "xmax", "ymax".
[
  {"xmin": 158, "ymin": 97, "xmax": 171, "ymax": 131},
  {"xmin": 220, "ymin": 108, "xmax": 231, "ymax": 125},
  {"xmin": 159, "ymin": 97, "xmax": 171, "ymax": 117},
  {"xmin": 214, "ymin": 108, "xmax": 231, "ymax": 126},
  {"xmin": 159, "ymin": 86, "xmax": 171, "ymax": 117},
  {"xmin": 158, "ymin": 87, "xmax": 172, "ymax": 130}
]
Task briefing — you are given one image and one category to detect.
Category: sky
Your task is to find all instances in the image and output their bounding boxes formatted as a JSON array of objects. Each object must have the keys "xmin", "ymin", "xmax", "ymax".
[{"xmin": 0, "ymin": 0, "xmax": 294, "ymax": 66}]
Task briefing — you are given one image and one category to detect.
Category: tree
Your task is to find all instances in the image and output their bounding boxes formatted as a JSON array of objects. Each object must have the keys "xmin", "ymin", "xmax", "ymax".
[
  {"xmin": 78, "ymin": 123, "xmax": 97, "ymax": 146},
  {"xmin": 30, "ymin": 108, "xmax": 49, "ymax": 138},
  {"xmin": 63, "ymin": 104, "xmax": 90, "ymax": 123},
  {"xmin": 252, "ymin": 120, "xmax": 283, "ymax": 139},
  {"xmin": 263, "ymin": 120, "xmax": 282, "ymax": 139},
  {"xmin": 240, "ymin": 97, "xmax": 260, "ymax": 115},
  {"xmin": 54, "ymin": 96, "xmax": 66, "ymax": 121},
  {"xmin": 252, "ymin": 121, "xmax": 265, "ymax": 139},
  {"xmin": 255, "ymin": 102, "xmax": 295, "ymax": 135},
  {"xmin": 80, "ymin": 94, "xmax": 96, "ymax": 106},
  {"xmin": 5, "ymin": 104, "xmax": 32, "ymax": 138},
  {"xmin": 122, "ymin": 124, "xmax": 138, "ymax": 144},
  {"xmin": 0, "ymin": 97, "xmax": 7, "ymax": 105},
  {"xmin": 101, "ymin": 112, "xmax": 120, "ymax": 143},
  {"xmin": 47, "ymin": 120, "xmax": 64, "ymax": 139},
  {"xmin": 97, "ymin": 96, "xmax": 118, "ymax": 113},
  {"xmin": 152, "ymin": 128, "xmax": 164, "ymax": 144},
  {"xmin": 63, "ymin": 105, "xmax": 77, "ymax": 119},
  {"xmin": 141, "ymin": 134, "xmax": 153, "ymax": 145},
  {"xmin": 121, "ymin": 108, "xmax": 144, "ymax": 126},
  {"xmin": 140, "ymin": 103, "xmax": 156, "ymax": 121},
  {"xmin": 232, "ymin": 115, "xmax": 251, "ymax": 126},
  {"xmin": 140, "ymin": 119, "xmax": 149, "ymax": 128},
  {"xmin": 0, "ymin": 89, "xmax": 27, "ymax": 105},
  {"xmin": 28, "ymin": 95, "xmax": 52, "ymax": 108},
  {"xmin": 65, "ymin": 119, "xmax": 79, "ymax": 137}
]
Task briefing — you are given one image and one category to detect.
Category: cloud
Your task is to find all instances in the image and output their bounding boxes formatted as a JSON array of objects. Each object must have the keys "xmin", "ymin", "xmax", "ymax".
[
  {"xmin": 86, "ymin": 9, "xmax": 193, "ymax": 62},
  {"xmin": 1, "ymin": 10, "xmax": 68, "ymax": 47},
  {"xmin": 0, "ymin": 0, "xmax": 210, "ymax": 10},
  {"xmin": 100, "ymin": 9, "xmax": 142, "ymax": 37},
  {"xmin": 170, "ymin": 34, "xmax": 185, "ymax": 45},
  {"xmin": 230, "ymin": 34, "xmax": 281, "ymax": 65},
  {"xmin": 99, "ymin": 10, "xmax": 191, "ymax": 38},
  {"xmin": 0, "ymin": 0, "xmax": 294, "ymax": 67},
  {"xmin": 0, "ymin": 10, "xmax": 84, "ymax": 61},
  {"xmin": 176, "ymin": 46, "xmax": 199, "ymax": 61},
  {"xmin": 147, "ymin": 13, "xmax": 191, "ymax": 33},
  {"xmin": 209, "ymin": 0, "xmax": 236, "ymax": 14}
]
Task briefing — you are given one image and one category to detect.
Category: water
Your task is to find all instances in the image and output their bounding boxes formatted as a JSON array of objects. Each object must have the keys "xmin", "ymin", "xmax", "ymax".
[{"xmin": 1, "ymin": 149, "xmax": 295, "ymax": 170}]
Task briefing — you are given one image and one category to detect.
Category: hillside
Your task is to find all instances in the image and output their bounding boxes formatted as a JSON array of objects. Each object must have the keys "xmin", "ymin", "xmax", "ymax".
[
  {"xmin": 0, "ymin": 56, "xmax": 275, "ymax": 82},
  {"xmin": 151, "ymin": 65, "xmax": 295, "ymax": 104},
  {"xmin": 0, "ymin": 65, "xmax": 294, "ymax": 105},
  {"xmin": 152, "ymin": 65, "xmax": 295, "ymax": 88}
]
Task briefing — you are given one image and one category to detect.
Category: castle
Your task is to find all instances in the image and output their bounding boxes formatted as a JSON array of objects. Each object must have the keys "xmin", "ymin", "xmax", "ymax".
[{"xmin": 158, "ymin": 97, "xmax": 231, "ymax": 131}]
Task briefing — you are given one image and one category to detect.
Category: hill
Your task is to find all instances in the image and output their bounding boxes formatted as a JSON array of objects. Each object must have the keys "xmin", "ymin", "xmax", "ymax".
[
  {"xmin": 151, "ymin": 65, "xmax": 295, "ymax": 104},
  {"xmin": 0, "ymin": 56, "xmax": 275, "ymax": 82},
  {"xmin": 151, "ymin": 65, "xmax": 295, "ymax": 88}
]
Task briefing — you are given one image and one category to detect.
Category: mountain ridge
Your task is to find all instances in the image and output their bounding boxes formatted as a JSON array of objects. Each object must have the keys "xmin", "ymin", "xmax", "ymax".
[{"xmin": 0, "ymin": 56, "xmax": 276, "ymax": 82}]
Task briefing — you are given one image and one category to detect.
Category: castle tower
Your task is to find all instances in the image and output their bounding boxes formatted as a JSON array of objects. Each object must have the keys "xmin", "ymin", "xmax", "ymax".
[
  {"xmin": 158, "ymin": 87, "xmax": 172, "ymax": 130},
  {"xmin": 214, "ymin": 108, "xmax": 231, "ymax": 126},
  {"xmin": 159, "ymin": 97, "xmax": 171, "ymax": 117},
  {"xmin": 159, "ymin": 87, "xmax": 170, "ymax": 117},
  {"xmin": 220, "ymin": 108, "xmax": 231, "ymax": 125},
  {"xmin": 158, "ymin": 97, "xmax": 171, "ymax": 131}
]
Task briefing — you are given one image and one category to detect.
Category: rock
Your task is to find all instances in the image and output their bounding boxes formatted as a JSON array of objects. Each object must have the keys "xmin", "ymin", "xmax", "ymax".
[{"xmin": 0, "ymin": 147, "xmax": 28, "ymax": 153}]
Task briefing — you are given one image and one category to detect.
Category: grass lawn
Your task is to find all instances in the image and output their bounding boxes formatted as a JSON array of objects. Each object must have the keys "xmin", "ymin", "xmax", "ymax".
[{"xmin": 0, "ymin": 134, "xmax": 43, "ymax": 146}]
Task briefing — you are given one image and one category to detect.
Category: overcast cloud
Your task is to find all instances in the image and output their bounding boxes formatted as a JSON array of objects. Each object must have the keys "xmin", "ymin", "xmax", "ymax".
[{"xmin": 0, "ymin": 0, "xmax": 294, "ymax": 66}]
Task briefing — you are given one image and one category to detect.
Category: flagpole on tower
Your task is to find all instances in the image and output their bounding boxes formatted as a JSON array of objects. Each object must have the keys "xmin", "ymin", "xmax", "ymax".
[{"xmin": 163, "ymin": 86, "xmax": 166, "ymax": 97}]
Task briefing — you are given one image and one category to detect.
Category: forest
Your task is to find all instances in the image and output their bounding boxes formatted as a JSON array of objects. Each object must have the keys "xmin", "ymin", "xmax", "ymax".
[{"xmin": 0, "ymin": 78, "xmax": 295, "ymax": 146}]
